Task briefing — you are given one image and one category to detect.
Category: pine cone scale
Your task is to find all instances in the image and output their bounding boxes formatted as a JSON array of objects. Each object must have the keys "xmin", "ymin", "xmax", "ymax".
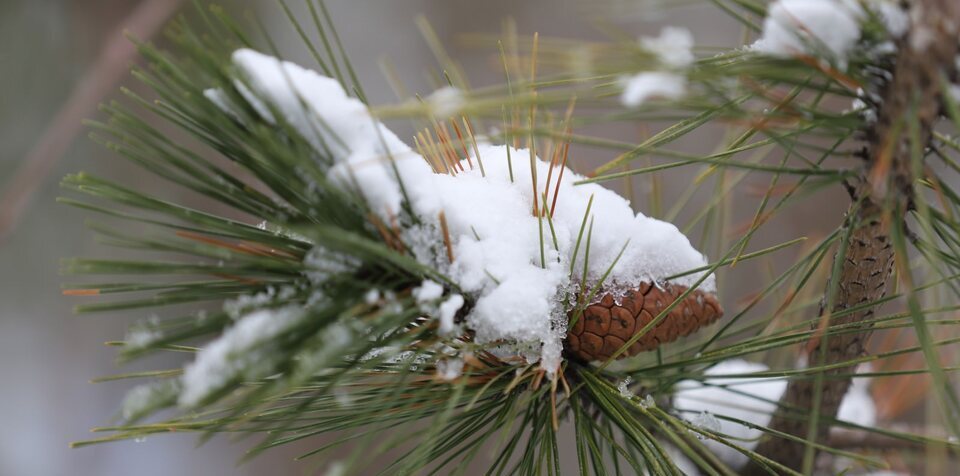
[{"xmin": 565, "ymin": 282, "xmax": 723, "ymax": 361}]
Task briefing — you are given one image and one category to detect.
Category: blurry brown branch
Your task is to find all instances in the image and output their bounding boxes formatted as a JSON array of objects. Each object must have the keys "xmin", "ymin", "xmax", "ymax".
[
  {"xmin": 828, "ymin": 426, "xmax": 944, "ymax": 451},
  {"xmin": 745, "ymin": 0, "xmax": 960, "ymax": 473},
  {"xmin": 0, "ymin": 0, "xmax": 184, "ymax": 243}
]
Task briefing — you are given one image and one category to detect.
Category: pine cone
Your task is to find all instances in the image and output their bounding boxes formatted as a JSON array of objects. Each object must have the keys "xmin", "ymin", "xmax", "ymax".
[{"xmin": 565, "ymin": 282, "xmax": 722, "ymax": 362}]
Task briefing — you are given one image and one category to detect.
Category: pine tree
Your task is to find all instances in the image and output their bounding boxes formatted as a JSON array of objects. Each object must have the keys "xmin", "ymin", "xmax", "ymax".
[{"xmin": 64, "ymin": 0, "xmax": 960, "ymax": 474}]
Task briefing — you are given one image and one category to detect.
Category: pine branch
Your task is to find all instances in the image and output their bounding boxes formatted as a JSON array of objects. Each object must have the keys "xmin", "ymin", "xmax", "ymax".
[
  {"xmin": 0, "ymin": 0, "xmax": 184, "ymax": 242},
  {"xmin": 746, "ymin": 1, "xmax": 960, "ymax": 473}
]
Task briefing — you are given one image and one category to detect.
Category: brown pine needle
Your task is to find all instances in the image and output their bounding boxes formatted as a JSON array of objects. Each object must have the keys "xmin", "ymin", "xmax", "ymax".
[
  {"xmin": 550, "ymin": 135, "xmax": 571, "ymax": 218},
  {"xmin": 550, "ymin": 376, "xmax": 559, "ymax": 431},
  {"xmin": 175, "ymin": 230, "xmax": 275, "ymax": 258},
  {"xmin": 63, "ymin": 289, "xmax": 101, "ymax": 296},
  {"xmin": 436, "ymin": 122, "xmax": 464, "ymax": 172},
  {"xmin": 449, "ymin": 119, "xmax": 473, "ymax": 169},
  {"xmin": 439, "ymin": 211, "xmax": 454, "ymax": 263},
  {"xmin": 462, "ymin": 116, "xmax": 485, "ymax": 176}
]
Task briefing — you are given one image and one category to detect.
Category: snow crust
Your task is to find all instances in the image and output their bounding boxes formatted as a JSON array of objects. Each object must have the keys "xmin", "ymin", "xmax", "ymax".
[
  {"xmin": 674, "ymin": 359, "xmax": 877, "ymax": 470},
  {"xmin": 753, "ymin": 0, "xmax": 865, "ymax": 65},
  {"xmin": 219, "ymin": 49, "xmax": 715, "ymax": 374}
]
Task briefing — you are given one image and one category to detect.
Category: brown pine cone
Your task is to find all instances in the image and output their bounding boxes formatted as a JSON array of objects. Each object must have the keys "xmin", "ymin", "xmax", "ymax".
[{"xmin": 565, "ymin": 282, "xmax": 722, "ymax": 362}]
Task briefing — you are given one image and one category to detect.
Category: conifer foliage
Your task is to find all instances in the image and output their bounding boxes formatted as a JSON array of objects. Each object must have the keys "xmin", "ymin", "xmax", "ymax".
[{"xmin": 65, "ymin": 1, "xmax": 960, "ymax": 474}]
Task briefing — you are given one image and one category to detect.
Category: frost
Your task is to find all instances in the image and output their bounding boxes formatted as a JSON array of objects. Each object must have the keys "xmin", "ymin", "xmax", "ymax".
[
  {"xmin": 436, "ymin": 358, "xmax": 464, "ymax": 381},
  {"xmin": 641, "ymin": 26, "xmax": 695, "ymax": 69},
  {"xmin": 692, "ymin": 411, "xmax": 721, "ymax": 437},
  {"xmin": 618, "ymin": 376, "xmax": 633, "ymax": 397},
  {"xmin": 641, "ymin": 394, "xmax": 656, "ymax": 408},
  {"xmin": 437, "ymin": 294, "xmax": 465, "ymax": 335},
  {"xmin": 619, "ymin": 72, "xmax": 687, "ymax": 108},
  {"xmin": 752, "ymin": 0, "xmax": 865, "ymax": 67},
  {"xmin": 179, "ymin": 306, "xmax": 306, "ymax": 408},
  {"xmin": 226, "ymin": 49, "xmax": 716, "ymax": 375},
  {"xmin": 425, "ymin": 86, "xmax": 464, "ymax": 119}
]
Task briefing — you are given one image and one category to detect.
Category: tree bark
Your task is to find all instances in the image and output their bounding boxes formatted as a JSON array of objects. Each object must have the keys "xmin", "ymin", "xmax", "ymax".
[{"xmin": 745, "ymin": 1, "xmax": 960, "ymax": 473}]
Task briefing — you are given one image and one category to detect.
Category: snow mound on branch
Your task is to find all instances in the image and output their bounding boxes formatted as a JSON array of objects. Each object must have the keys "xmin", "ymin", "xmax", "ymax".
[
  {"xmin": 674, "ymin": 359, "xmax": 877, "ymax": 470},
  {"xmin": 752, "ymin": 0, "xmax": 865, "ymax": 66},
  {"xmin": 223, "ymin": 49, "xmax": 715, "ymax": 374}
]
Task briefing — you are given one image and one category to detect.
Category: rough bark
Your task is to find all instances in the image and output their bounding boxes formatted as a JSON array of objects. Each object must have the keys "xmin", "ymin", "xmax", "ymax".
[{"xmin": 745, "ymin": 1, "xmax": 960, "ymax": 473}]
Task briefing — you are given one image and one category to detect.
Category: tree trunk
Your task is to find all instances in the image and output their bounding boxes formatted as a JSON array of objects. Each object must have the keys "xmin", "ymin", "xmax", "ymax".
[{"xmin": 745, "ymin": 0, "xmax": 960, "ymax": 473}]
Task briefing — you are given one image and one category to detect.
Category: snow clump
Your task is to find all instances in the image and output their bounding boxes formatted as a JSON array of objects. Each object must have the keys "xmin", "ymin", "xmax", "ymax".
[{"xmin": 214, "ymin": 49, "xmax": 716, "ymax": 375}]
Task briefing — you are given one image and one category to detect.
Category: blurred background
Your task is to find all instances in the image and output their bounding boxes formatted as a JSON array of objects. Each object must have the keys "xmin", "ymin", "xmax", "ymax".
[{"xmin": 0, "ymin": 1, "xmax": 857, "ymax": 475}]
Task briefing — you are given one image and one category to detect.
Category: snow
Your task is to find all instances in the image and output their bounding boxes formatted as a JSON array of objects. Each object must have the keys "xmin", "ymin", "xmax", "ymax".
[
  {"xmin": 178, "ymin": 306, "xmax": 306, "ymax": 407},
  {"xmin": 868, "ymin": 0, "xmax": 909, "ymax": 37},
  {"xmin": 752, "ymin": 0, "xmax": 865, "ymax": 67},
  {"xmin": 222, "ymin": 49, "xmax": 715, "ymax": 375},
  {"xmin": 122, "ymin": 380, "xmax": 180, "ymax": 421},
  {"xmin": 674, "ymin": 359, "xmax": 786, "ymax": 469},
  {"xmin": 364, "ymin": 289, "xmax": 381, "ymax": 305},
  {"xmin": 304, "ymin": 245, "xmax": 361, "ymax": 285},
  {"xmin": 230, "ymin": 49, "xmax": 433, "ymax": 219},
  {"xmin": 949, "ymin": 84, "xmax": 960, "ymax": 104},
  {"xmin": 436, "ymin": 358, "xmax": 464, "ymax": 380},
  {"xmin": 413, "ymin": 279, "xmax": 445, "ymax": 303},
  {"xmin": 437, "ymin": 294, "xmax": 465, "ymax": 335},
  {"xmin": 641, "ymin": 27, "xmax": 695, "ymax": 69},
  {"xmin": 837, "ymin": 367, "xmax": 877, "ymax": 428},
  {"xmin": 674, "ymin": 359, "xmax": 878, "ymax": 470},
  {"xmin": 619, "ymin": 72, "xmax": 688, "ymax": 108},
  {"xmin": 618, "ymin": 376, "xmax": 633, "ymax": 397},
  {"xmin": 425, "ymin": 86, "xmax": 465, "ymax": 119}
]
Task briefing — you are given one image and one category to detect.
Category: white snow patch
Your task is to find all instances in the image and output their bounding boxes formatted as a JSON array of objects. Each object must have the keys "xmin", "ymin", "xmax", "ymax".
[
  {"xmin": 413, "ymin": 279, "xmax": 444, "ymax": 303},
  {"xmin": 641, "ymin": 26, "xmax": 695, "ymax": 69},
  {"xmin": 619, "ymin": 72, "xmax": 687, "ymax": 108},
  {"xmin": 868, "ymin": 0, "xmax": 909, "ymax": 37},
  {"xmin": 425, "ymin": 86, "xmax": 465, "ymax": 119},
  {"xmin": 618, "ymin": 376, "xmax": 634, "ymax": 397},
  {"xmin": 224, "ymin": 49, "xmax": 716, "ymax": 375},
  {"xmin": 752, "ymin": 0, "xmax": 865, "ymax": 67},
  {"xmin": 949, "ymin": 84, "xmax": 960, "ymax": 104},
  {"xmin": 436, "ymin": 358, "xmax": 464, "ymax": 381},
  {"xmin": 179, "ymin": 306, "xmax": 305, "ymax": 407},
  {"xmin": 674, "ymin": 359, "xmax": 788, "ymax": 469},
  {"xmin": 675, "ymin": 359, "xmax": 878, "ymax": 470},
  {"xmin": 364, "ymin": 289, "xmax": 381, "ymax": 305},
  {"xmin": 837, "ymin": 365, "xmax": 877, "ymax": 428},
  {"xmin": 230, "ymin": 49, "xmax": 433, "ymax": 219},
  {"xmin": 437, "ymin": 294, "xmax": 465, "ymax": 335}
]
